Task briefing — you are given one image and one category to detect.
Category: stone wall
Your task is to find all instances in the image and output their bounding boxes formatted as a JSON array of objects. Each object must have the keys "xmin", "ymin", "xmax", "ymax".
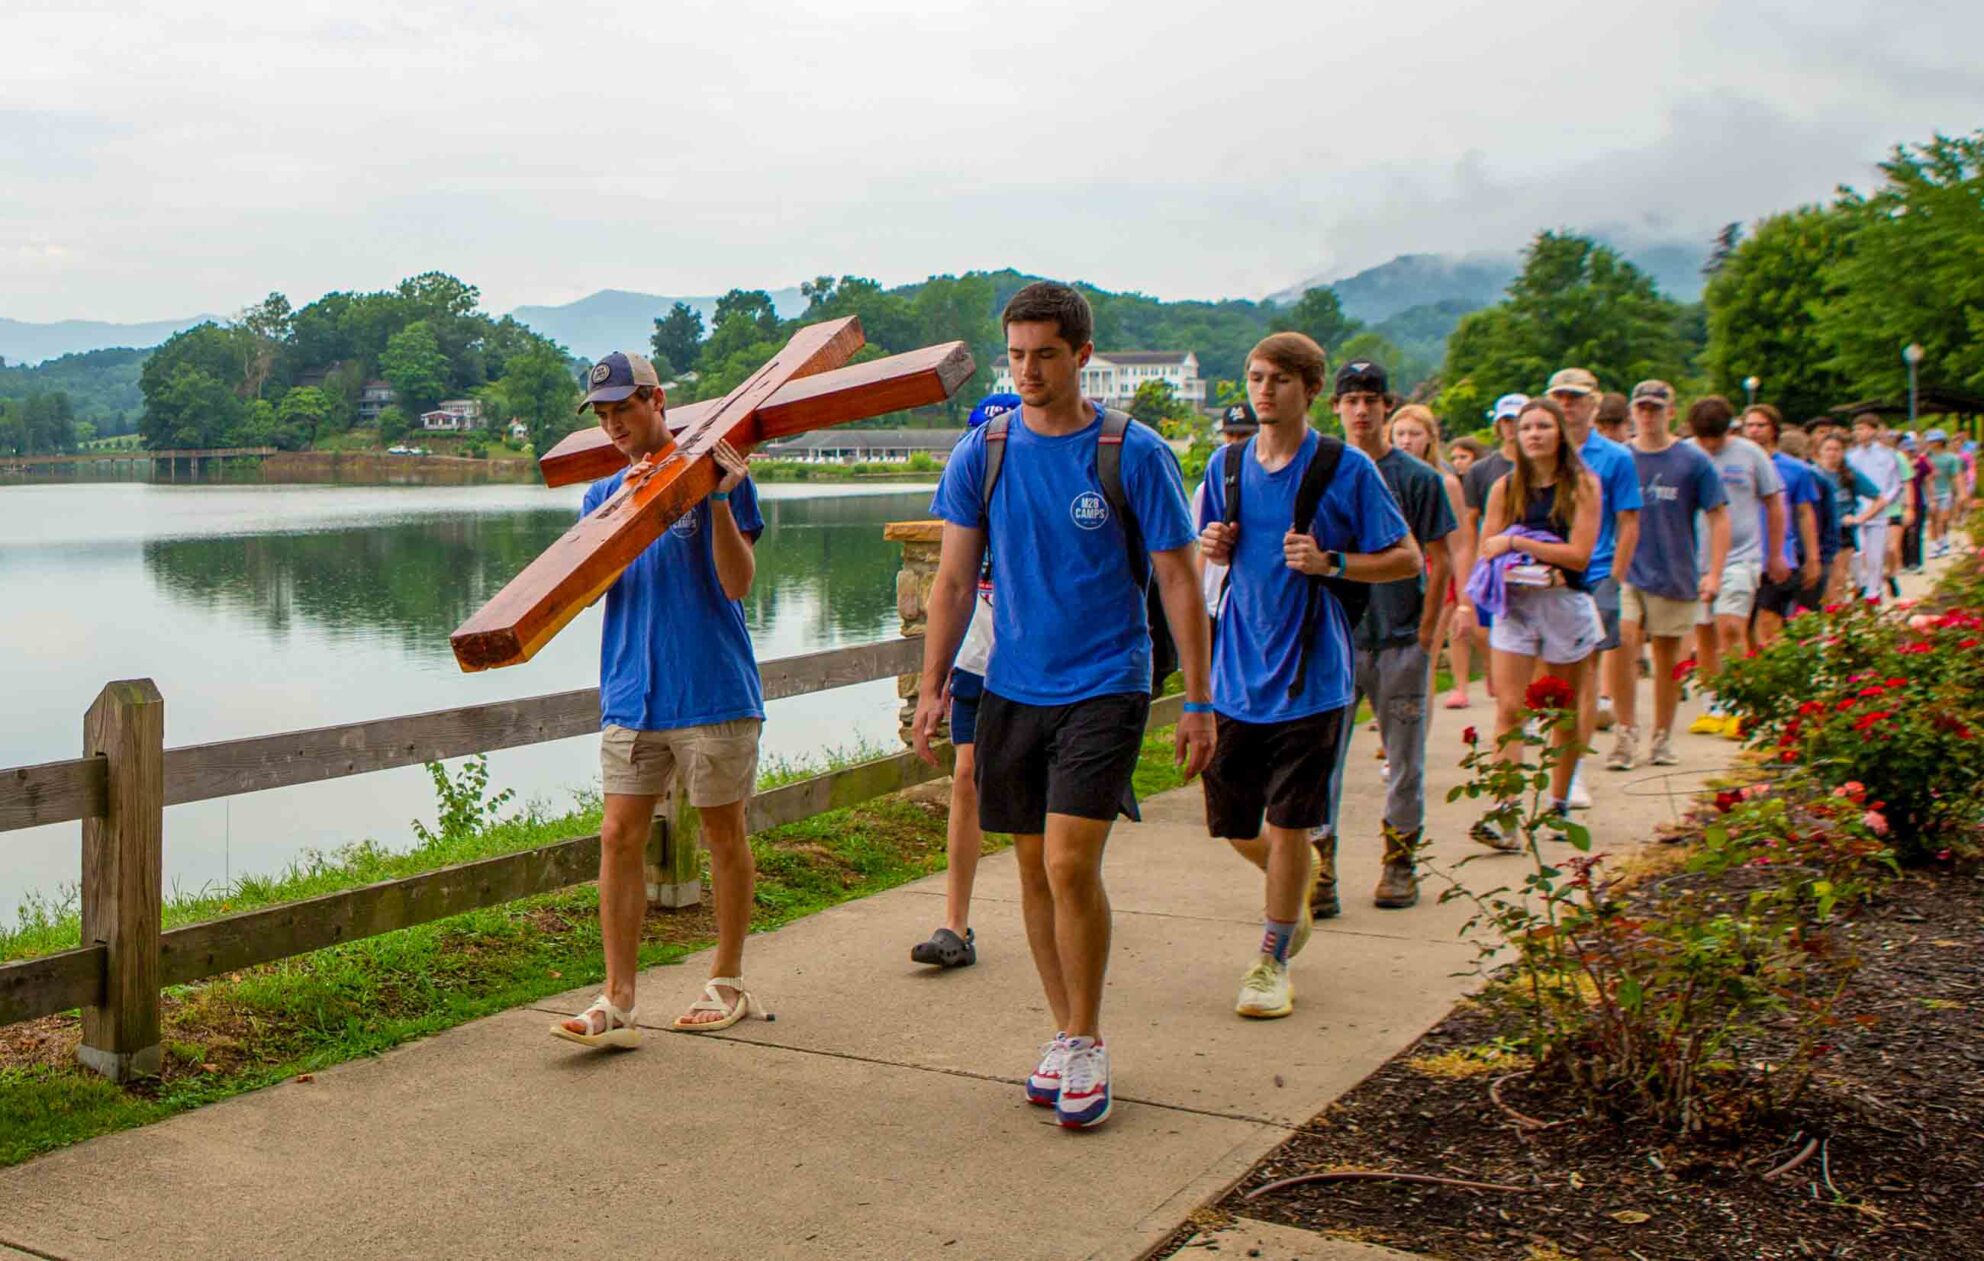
[{"xmin": 883, "ymin": 520, "xmax": 944, "ymax": 746}]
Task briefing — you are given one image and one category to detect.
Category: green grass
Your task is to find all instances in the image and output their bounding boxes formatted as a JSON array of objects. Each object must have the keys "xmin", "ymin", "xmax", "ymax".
[{"xmin": 0, "ymin": 730, "xmax": 1188, "ymax": 1167}]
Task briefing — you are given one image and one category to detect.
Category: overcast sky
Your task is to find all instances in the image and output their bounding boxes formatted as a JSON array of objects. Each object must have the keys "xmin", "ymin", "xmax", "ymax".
[{"xmin": 5, "ymin": 0, "xmax": 1979, "ymax": 322}]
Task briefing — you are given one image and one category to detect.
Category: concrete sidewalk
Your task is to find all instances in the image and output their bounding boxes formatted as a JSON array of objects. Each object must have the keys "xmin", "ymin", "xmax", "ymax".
[{"xmin": 0, "ymin": 679, "xmax": 1737, "ymax": 1261}]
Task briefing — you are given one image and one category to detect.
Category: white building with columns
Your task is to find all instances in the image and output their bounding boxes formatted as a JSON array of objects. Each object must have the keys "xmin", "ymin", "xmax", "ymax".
[{"xmin": 991, "ymin": 350, "xmax": 1205, "ymax": 410}]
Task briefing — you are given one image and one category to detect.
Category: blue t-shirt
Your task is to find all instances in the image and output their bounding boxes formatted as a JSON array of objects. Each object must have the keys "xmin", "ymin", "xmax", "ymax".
[
  {"xmin": 1806, "ymin": 464, "xmax": 1842, "ymax": 565},
  {"xmin": 1580, "ymin": 430, "xmax": 1643, "ymax": 583},
  {"xmin": 1197, "ymin": 432, "xmax": 1409, "ymax": 723},
  {"xmin": 928, "ymin": 407, "xmax": 1196, "ymax": 706},
  {"xmin": 583, "ymin": 474, "xmax": 766, "ymax": 731},
  {"xmin": 1627, "ymin": 442, "xmax": 1725, "ymax": 602},
  {"xmin": 1769, "ymin": 452, "xmax": 1822, "ymax": 568}
]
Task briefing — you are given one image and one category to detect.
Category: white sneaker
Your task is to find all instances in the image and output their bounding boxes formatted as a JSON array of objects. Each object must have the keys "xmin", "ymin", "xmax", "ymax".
[
  {"xmin": 1605, "ymin": 725, "xmax": 1639, "ymax": 771},
  {"xmin": 1026, "ymin": 1034, "xmax": 1068, "ymax": 1107},
  {"xmin": 1649, "ymin": 730, "xmax": 1678, "ymax": 766},
  {"xmin": 1595, "ymin": 697, "xmax": 1616, "ymax": 731},
  {"xmin": 1235, "ymin": 955, "xmax": 1294, "ymax": 1019},
  {"xmin": 1566, "ymin": 766, "xmax": 1593, "ymax": 810},
  {"xmin": 1055, "ymin": 1040, "xmax": 1112, "ymax": 1128}
]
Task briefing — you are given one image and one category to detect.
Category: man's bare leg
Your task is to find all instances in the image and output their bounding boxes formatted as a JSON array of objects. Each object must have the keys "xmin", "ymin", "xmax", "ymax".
[
  {"xmin": 678, "ymin": 798, "xmax": 753, "ymax": 1025},
  {"xmin": 1609, "ymin": 625, "xmax": 1641, "ymax": 733},
  {"xmin": 1042, "ymin": 814, "xmax": 1113, "ymax": 1040},
  {"xmin": 1014, "ymin": 832, "xmax": 1072, "ymax": 1034},
  {"xmin": 943, "ymin": 744, "xmax": 982, "ymax": 937},
  {"xmin": 562, "ymin": 791, "xmax": 657, "ymax": 1034},
  {"xmin": 1648, "ymin": 636, "xmax": 1683, "ymax": 735}
]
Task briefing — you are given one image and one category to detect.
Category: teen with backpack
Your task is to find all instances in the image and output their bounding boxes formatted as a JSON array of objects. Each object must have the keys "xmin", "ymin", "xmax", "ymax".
[
  {"xmin": 913, "ymin": 282, "xmax": 1213, "ymax": 1130},
  {"xmin": 1197, "ymin": 333, "xmax": 1418, "ymax": 1019}
]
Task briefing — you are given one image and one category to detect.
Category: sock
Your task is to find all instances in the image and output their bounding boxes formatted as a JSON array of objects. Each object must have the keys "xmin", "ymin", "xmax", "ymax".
[
  {"xmin": 1063, "ymin": 1035, "xmax": 1096, "ymax": 1052},
  {"xmin": 1261, "ymin": 917, "xmax": 1298, "ymax": 964}
]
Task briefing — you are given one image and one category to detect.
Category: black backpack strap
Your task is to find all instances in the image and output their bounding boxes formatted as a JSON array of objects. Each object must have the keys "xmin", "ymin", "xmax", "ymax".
[
  {"xmin": 978, "ymin": 415, "xmax": 1010, "ymax": 578},
  {"xmin": 1287, "ymin": 435, "xmax": 1349, "ymax": 700},
  {"xmin": 1097, "ymin": 409, "xmax": 1149, "ymax": 585},
  {"xmin": 1214, "ymin": 439, "xmax": 1245, "ymax": 607}
]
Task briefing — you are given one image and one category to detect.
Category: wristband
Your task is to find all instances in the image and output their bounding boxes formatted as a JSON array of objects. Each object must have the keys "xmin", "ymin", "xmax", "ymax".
[
  {"xmin": 1182, "ymin": 701, "xmax": 1214, "ymax": 715},
  {"xmin": 709, "ymin": 491, "xmax": 731, "ymax": 502}
]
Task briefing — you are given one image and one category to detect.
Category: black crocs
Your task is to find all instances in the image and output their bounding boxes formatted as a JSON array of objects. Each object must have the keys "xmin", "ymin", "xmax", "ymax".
[{"xmin": 910, "ymin": 927, "xmax": 976, "ymax": 969}]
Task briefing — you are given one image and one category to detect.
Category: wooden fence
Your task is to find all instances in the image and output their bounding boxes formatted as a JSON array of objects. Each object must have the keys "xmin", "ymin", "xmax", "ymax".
[{"xmin": 0, "ymin": 637, "xmax": 1183, "ymax": 1081}]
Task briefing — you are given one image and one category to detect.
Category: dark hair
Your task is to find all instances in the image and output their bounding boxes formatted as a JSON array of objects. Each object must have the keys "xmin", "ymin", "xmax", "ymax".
[
  {"xmin": 1743, "ymin": 403, "xmax": 1785, "ymax": 440},
  {"xmin": 1450, "ymin": 435, "xmax": 1490, "ymax": 460},
  {"xmin": 1247, "ymin": 331, "xmax": 1329, "ymax": 395},
  {"xmin": 1852, "ymin": 411, "xmax": 1882, "ymax": 430},
  {"xmin": 1688, "ymin": 395, "xmax": 1736, "ymax": 439},
  {"xmin": 1596, "ymin": 392, "xmax": 1630, "ymax": 426},
  {"xmin": 1507, "ymin": 397, "xmax": 1588, "ymax": 529},
  {"xmin": 1001, "ymin": 282, "xmax": 1093, "ymax": 350}
]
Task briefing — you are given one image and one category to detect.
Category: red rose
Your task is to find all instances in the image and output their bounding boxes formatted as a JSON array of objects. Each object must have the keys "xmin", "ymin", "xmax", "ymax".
[
  {"xmin": 1671, "ymin": 657, "xmax": 1697, "ymax": 681},
  {"xmin": 1797, "ymin": 700, "xmax": 1823, "ymax": 716},
  {"xmin": 1524, "ymin": 677, "xmax": 1575, "ymax": 710},
  {"xmin": 1713, "ymin": 790, "xmax": 1741, "ymax": 814},
  {"xmin": 1463, "ymin": 726, "xmax": 1480, "ymax": 746},
  {"xmin": 1886, "ymin": 677, "xmax": 1907, "ymax": 687},
  {"xmin": 1962, "ymin": 638, "xmax": 1981, "ymax": 649}
]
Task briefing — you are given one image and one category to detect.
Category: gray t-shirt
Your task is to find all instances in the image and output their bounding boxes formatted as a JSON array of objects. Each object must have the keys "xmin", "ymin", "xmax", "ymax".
[
  {"xmin": 1627, "ymin": 442, "xmax": 1726, "ymax": 601},
  {"xmin": 1690, "ymin": 436, "xmax": 1781, "ymax": 568},
  {"xmin": 1356, "ymin": 447, "xmax": 1458, "ymax": 650}
]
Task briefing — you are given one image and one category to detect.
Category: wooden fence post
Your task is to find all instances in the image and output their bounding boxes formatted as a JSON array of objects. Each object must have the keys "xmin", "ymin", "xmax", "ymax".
[
  {"xmin": 644, "ymin": 790, "xmax": 701, "ymax": 909},
  {"xmin": 78, "ymin": 679, "xmax": 164, "ymax": 1082}
]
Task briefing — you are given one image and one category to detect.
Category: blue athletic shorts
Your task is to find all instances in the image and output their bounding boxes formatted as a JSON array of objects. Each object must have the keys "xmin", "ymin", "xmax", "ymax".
[{"xmin": 950, "ymin": 668, "xmax": 985, "ymax": 746}]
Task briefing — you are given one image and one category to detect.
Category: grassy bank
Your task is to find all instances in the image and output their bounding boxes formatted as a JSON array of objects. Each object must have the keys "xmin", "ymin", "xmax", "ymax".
[{"xmin": 1, "ymin": 730, "xmax": 1194, "ymax": 1167}]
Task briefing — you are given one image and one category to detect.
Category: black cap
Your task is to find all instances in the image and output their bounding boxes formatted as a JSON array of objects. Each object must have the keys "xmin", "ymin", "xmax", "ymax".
[
  {"xmin": 1217, "ymin": 402, "xmax": 1259, "ymax": 433},
  {"xmin": 1334, "ymin": 358, "xmax": 1388, "ymax": 398}
]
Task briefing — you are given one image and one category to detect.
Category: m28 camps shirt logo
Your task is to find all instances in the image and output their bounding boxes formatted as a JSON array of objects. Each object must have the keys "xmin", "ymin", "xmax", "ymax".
[{"xmin": 1070, "ymin": 490, "xmax": 1110, "ymax": 530}]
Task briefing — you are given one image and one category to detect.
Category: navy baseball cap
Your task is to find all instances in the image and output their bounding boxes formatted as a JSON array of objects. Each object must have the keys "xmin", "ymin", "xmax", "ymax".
[
  {"xmin": 967, "ymin": 392, "xmax": 1022, "ymax": 429},
  {"xmin": 1218, "ymin": 402, "xmax": 1259, "ymax": 433},
  {"xmin": 1334, "ymin": 358, "xmax": 1389, "ymax": 398},
  {"xmin": 577, "ymin": 351, "xmax": 663, "ymax": 412}
]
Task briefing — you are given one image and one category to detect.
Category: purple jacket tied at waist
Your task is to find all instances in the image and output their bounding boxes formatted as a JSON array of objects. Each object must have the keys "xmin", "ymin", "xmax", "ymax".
[{"xmin": 1465, "ymin": 525, "xmax": 1565, "ymax": 618}]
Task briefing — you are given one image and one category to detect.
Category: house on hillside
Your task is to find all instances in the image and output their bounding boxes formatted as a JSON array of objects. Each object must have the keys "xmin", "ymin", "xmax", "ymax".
[
  {"xmin": 357, "ymin": 380, "xmax": 396, "ymax": 423},
  {"xmin": 420, "ymin": 398, "xmax": 484, "ymax": 432},
  {"xmin": 991, "ymin": 350, "xmax": 1205, "ymax": 410},
  {"xmin": 757, "ymin": 429, "xmax": 963, "ymax": 464}
]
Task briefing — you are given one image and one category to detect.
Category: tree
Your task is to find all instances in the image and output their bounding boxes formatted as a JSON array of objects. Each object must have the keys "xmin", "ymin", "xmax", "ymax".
[
  {"xmin": 495, "ymin": 341, "xmax": 580, "ymax": 456},
  {"xmin": 377, "ymin": 406, "xmax": 411, "ymax": 446},
  {"xmin": 142, "ymin": 365, "xmax": 240, "ymax": 448},
  {"xmin": 276, "ymin": 386, "xmax": 334, "ymax": 444},
  {"xmin": 1128, "ymin": 379, "xmax": 1196, "ymax": 439},
  {"xmin": 236, "ymin": 292, "xmax": 292, "ymax": 399},
  {"xmin": 1816, "ymin": 130, "xmax": 1984, "ymax": 398},
  {"xmin": 380, "ymin": 321, "xmax": 449, "ymax": 415},
  {"xmin": 651, "ymin": 301, "xmax": 705, "ymax": 376},
  {"xmin": 1703, "ymin": 206, "xmax": 1853, "ymax": 422},
  {"xmin": 1438, "ymin": 231, "xmax": 1693, "ymax": 412},
  {"xmin": 1703, "ymin": 222, "xmax": 1744, "ymax": 280},
  {"xmin": 1272, "ymin": 287, "xmax": 1361, "ymax": 351}
]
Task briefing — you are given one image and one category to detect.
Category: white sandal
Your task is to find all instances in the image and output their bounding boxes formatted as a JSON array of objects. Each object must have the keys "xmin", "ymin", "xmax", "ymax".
[
  {"xmin": 549, "ymin": 995, "xmax": 641, "ymax": 1049},
  {"xmin": 671, "ymin": 977, "xmax": 768, "ymax": 1032}
]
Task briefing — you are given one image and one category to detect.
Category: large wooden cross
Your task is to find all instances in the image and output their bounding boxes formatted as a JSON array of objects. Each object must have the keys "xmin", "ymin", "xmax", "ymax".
[{"xmin": 449, "ymin": 317, "xmax": 974, "ymax": 672}]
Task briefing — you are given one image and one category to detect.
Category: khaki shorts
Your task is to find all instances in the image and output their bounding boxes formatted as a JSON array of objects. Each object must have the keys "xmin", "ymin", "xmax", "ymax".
[
  {"xmin": 600, "ymin": 719, "xmax": 761, "ymax": 806},
  {"xmin": 1619, "ymin": 582, "xmax": 1699, "ymax": 640},
  {"xmin": 1697, "ymin": 561, "xmax": 1760, "ymax": 625}
]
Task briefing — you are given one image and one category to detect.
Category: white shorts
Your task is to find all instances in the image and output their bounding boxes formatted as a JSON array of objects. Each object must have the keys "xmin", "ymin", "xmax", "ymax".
[
  {"xmin": 1697, "ymin": 560, "xmax": 1760, "ymax": 624},
  {"xmin": 1489, "ymin": 586, "xmax": 1604, "ymax": 664}
]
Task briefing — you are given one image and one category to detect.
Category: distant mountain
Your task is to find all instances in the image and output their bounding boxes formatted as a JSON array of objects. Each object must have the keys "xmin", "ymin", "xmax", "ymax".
[
  {"xmin": 508, "ymin": 287, "xmax": 809, "ymax": 361},
  {"xmin": 1274, "ymin": 240, "xmax": 1709, "ymax": 324},
  {"xmin": 0, "ymin": 315, "xmax": 214, "ymax": 368}
]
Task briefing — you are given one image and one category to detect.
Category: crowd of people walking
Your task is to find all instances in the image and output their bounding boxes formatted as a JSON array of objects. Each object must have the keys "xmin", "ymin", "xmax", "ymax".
[{"xmin": 547, "ymin": 281, "xmax": 1976, "ymax": 1134}]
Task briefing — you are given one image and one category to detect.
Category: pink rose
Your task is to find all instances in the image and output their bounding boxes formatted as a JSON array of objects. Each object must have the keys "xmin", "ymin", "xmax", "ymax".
[{"xmin": 1861, "ymin": 810, "xmax": 1889, "ymax": 836}]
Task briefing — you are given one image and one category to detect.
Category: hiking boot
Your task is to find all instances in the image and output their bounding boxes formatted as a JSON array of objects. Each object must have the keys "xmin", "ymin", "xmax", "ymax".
[
  {"xmin": 1605, "ymin": 724, "xmax": 1639, "ymax": 771},
  {"xmin": 1308, "ymin": 833, "xmax": 1341, "ymax": 920},
  {"xmin": 1649, "ymin": 729, "xmax": 1679, "ymax": 766},
  {"xmin": 1372, "ymin": 824, "xmax": 1421, "ymax": 909}
]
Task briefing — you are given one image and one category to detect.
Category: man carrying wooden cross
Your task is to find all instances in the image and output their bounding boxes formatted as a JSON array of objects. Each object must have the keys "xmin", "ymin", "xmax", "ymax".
[{"xmin": 551, "ymin": 351, "xmax": 770, "ymax": 1047}]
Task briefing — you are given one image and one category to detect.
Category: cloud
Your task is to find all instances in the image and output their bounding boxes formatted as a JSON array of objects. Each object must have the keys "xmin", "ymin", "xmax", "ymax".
[{"xmin": 0, "ymin": 0, "xmax": 1979, "ymax": 320}]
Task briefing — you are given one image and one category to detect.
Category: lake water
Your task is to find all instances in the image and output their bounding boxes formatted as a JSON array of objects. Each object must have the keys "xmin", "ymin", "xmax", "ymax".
[{"xmin": 0, "ymin": 478, "xmax": 937, "ymax": 914}]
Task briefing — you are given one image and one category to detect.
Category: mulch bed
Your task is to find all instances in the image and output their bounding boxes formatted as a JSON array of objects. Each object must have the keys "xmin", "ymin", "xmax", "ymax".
[{"xmin": 1192, "ymin": 869, "xmax": 1984, "ymax": 1260}]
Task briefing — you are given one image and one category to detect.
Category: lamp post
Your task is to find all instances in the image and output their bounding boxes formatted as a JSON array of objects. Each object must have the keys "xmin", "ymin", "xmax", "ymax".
[
  {"xmin": 1903, "ymin": 343, "xmax": 1924, "ymax": 427},
  {"xmin": 1743, "ymin": 376, "xmax": 1760, "ymax": 407}
]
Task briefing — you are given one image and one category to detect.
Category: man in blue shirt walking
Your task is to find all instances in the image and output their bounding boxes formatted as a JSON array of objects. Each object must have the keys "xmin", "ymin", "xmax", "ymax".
[
  {"xmin": 551, "ymin": 351, "xmax": 770, "ymax": 1050},
  {"xmin": 915, "ymin": 282, "xmax": 1214, "ymax": 1130},
  {"xmin": 1544, "ymin": 368, "xmax": 1641, "ymax": 810},
  {"xmin": 1743, "ymin": 405, "xmax": 1822, "ymax": 646}
]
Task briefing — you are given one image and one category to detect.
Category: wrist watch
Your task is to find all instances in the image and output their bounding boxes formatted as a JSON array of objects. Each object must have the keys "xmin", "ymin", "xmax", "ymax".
[{"xmin": 1322, "ymin": 550, "xmax": 1345, "ymax": 578}]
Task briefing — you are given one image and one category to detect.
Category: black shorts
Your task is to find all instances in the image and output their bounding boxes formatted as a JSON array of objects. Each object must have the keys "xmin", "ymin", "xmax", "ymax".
[
  {"xmin": 974, "ymin": 690, "xmax": 1149, "ymax": 834},
  {"xmin": 1202, "ymin": 708, "xmax": 1346, "ymax": 839},
  {"xmin": 1755, "ymin": 573, "xmax": 1803, "ymax": 617},
  {"xmin": 949, "ymin": 668, "xmax": 984, "ymax": 746}
]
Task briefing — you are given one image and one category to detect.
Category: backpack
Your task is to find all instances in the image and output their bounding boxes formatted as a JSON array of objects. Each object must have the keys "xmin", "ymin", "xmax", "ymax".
[
  {"xmin": 981, "ymin": 408, "xmax": 1180, "ymax": 698},
  {"xmin": 1217, "ymin": 436, "xmax": 1365, "ymax": 700}
]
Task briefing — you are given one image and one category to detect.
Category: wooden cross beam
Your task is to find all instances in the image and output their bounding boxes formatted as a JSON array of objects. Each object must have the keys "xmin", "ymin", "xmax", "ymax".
[
  {"xmin": 537, "ymin": 341, "xmax": 976, "ymax": 488},
  {"xmin": 449, "ymin": 317, "xmax": 975, "ymax": 672}
]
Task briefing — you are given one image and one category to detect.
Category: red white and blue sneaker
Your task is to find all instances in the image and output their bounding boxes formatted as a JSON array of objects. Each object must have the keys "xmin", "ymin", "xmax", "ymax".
[
  {"xmin": 1055, "ymin": 1038, "xmax": 1111, "ymax": 1129},
  {"xmin": 1026, "ymin": 1034, "xmax": 1068, "ymax": 1107}
]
